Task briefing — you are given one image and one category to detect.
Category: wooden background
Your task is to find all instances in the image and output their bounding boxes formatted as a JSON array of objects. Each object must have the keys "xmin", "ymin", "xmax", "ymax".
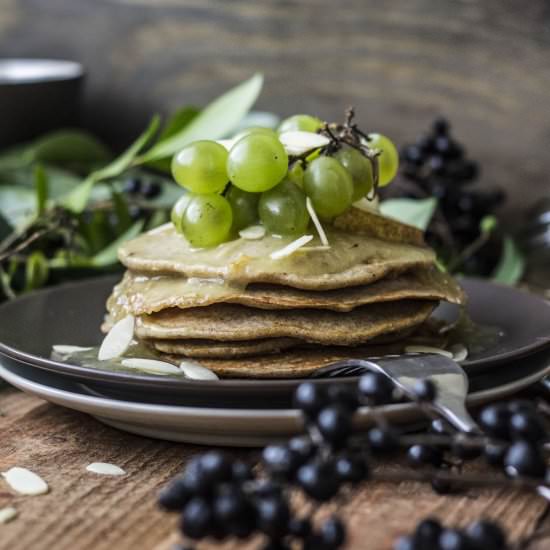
[{"xmin": 0, "ymin": 0, "xmax": 549, "ymax": 212}]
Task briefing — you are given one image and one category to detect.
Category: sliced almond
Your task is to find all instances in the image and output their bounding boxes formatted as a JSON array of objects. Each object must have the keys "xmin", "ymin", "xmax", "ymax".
[
  {"xmin": 98, "ymin": 315, "xmax": 135, "ymax": 361},
  {"xmin": 86, "ymin": 463, "xmax": 126, "ymax": 476},
  {"xmin": 120, "ymin": 358, "xmax": 181, "ymax": 375},
  {"xmin": 270, "ymin": 235, "xmax": 313, "ymax": 260},
  {"xmin": 306, "ymin": 197, "xmax": 329, "ymax": 246},
  {"xmin": 239, "ymin": 225, "xmax": 266, "ymax": 240},
  {"xmin": 404, "ymin": 345, "xmax": 454, "ymax": 359},
  {"xmin": 179, "ymin": 360, "xmax": 219, "ymax": 380},
  {"xmin": 450, "ymin": 343, "xmax": 468, "ymax": 362},
  {"xmin": 353, "ymin": 196, "xmax": 380, "ymax": 213},
  {"xmin": 52, "ymin": 345, "xmax": 93, "ymax": 355},
  {"xmin": 2, "ymin": 467, "xmax": 49, "ymax": 496},
  {"xmin": 0, "ymin": 506, "xmax": 17, "ymax": 524},
  {"xmin": 278, "ymin": 131, "xmax": 330, "ymax": 156}
]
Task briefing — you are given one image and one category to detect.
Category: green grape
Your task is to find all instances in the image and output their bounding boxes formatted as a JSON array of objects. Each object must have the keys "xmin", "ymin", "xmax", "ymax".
[
  {"xmin": 335, "ymin": 147, "xmax": 374, "ymax": 201},
  {"xmin": 232, "ymin": 126, "xmax": 277, "ymax": 142},
  {"xmin": 171, "ymin": 140, "xmax": 228, "ymax": 194},
  {"xmin": 303, "ymin": 156, "xmax": 354, "ymax": 220},
  {"xmin": 226, "ymin": 184, "xmax": 260, "ymax": 232},
  {"xmin": 259, "ymin": 179, "xmax": 309, "ymax": 236},
  {"xmin": 171, "ymin": 194, "xmax": 191, "ymax": 232},
  {"xmin": 367, "ymin": 133, "xmax": 399, "ymax": 187},
  {"xmin": 287, "ymin": 161, "xmax": 305, "ymax": 187},
  {"xmin": 278, "ymin": 114, "xmax": 323, "ymax": 133},
  {"xmin": 227, "ymin": 134, "xmax": 288, "ymax": 193},
  {"xmin": 178, "ymin": 193, "xmax": 233, "ymax": 248}
]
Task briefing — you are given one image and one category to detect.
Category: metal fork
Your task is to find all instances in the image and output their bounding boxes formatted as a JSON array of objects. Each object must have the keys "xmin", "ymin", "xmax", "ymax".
[{"xmin": 310, "ymin": 354, "xmax": 481, "ymax": 434}]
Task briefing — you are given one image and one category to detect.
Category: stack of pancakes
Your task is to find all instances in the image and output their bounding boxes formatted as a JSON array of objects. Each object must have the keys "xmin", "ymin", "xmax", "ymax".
[{"xmin": 105, "ymin": 208, "xmax": 465, "ymax": 378}]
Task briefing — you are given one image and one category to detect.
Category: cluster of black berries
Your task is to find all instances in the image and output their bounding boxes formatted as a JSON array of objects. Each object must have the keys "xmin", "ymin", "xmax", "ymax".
[
  {"xmin": 395, "ymin": 517, "xmax": 507, "ymax": 550},
  {"xmin": 478, "ymin": 400, "xmax": 547, "ymax": 478},
  {"xmin": 159, "ymin": 373, "xmax": 549, "ymax": 550},
  {"xmin": 398, "ymin": 118, "xmax": 506, "ymax": 275}
]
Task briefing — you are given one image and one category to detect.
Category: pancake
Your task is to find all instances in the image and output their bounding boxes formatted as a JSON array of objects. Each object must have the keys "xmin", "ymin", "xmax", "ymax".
[
  {"xmin": 154, "ymin": 337, "xmax": 442, "ymax": 378},
  {"xmin": 118, "ymin": 219, "xmax": 435, "ymax": 291},
  {"xmin": 151, "ymin": 337, "xmax": 299, "ymax": 358},
  {"xmin": 107, "ymin": 267, "xmax": 465, "ymax": 319},
  {"xmin": 135, "ymin": 300, "xmax": 436, "ymax": 346}
]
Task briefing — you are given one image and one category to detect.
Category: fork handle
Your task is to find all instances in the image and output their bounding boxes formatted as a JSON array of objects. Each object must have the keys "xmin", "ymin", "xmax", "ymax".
[{"xmin": 432, "ymin": 395, "xmax": 481, "ymax": 434}]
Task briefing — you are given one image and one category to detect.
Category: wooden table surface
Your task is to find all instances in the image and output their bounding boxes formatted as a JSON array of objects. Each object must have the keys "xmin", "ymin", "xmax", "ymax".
[{"xmin": 1, "ymin": 386, "xmax": 549, "ymax": 550}]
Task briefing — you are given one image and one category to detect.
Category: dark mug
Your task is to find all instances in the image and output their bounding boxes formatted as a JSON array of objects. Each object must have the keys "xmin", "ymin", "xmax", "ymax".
[{"xmin": 0, "ymin": 59, "xmax": 84, "ymax": 149}]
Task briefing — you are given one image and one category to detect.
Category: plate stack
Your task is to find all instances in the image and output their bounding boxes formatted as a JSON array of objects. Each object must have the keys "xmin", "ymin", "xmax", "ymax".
[{"xmin": 105, "ymin": 208, "xmax": 465, "ymax": 378}]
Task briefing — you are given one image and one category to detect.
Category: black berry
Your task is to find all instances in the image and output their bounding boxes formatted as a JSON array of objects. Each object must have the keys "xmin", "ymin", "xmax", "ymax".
[{"xmin": 358, "ymin": 372, "xmax": 394, "ymax": 404}]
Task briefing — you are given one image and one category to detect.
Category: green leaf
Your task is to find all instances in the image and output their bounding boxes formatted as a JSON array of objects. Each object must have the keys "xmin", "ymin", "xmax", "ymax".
[
  {"xmin": 60, "ymin": 116, "xmax": 160, "ymax": 213},
  {"xmin": 92, "ymin": 115, "xmax": 160, "ymax": 182},
  {"xmin": 480, "ymin": 215, "xmax": 498, "ymax": 235},
  {"xmin": 0, "ymin": 131, "xmax": 110, "ymax": 172},
  {"xmin": 34, "ymin": 165, "xmax": 49, "ymax": 214},
  {"xmin": 90, "ymin": 220, "xmax": 144, "ymax": 267},
  {"xmin": 137, "ymin": 73, "xmax": 263, "ymax": 164},
  {"xmin": 492, "ymin": 236, "xmax": 525, "ymax": 285},
  {"xmin": 0, "ymin": 211, "xmax": 11, "ymax": 240},
  {"xmin": 145, "ymin": 107, "xmax": 200, "ymax": 173},
  {"xmin": 159, "ymin": 107, "xmax": 200, "ymax": 141},
  {"xmin": 29, "ymin": 130, "xmax": 111, "ymax": 165},
  {"xmin": 24, "ymin": 251, "xmax": 49, "ymax": 291},
  {"xmin": 379, "ymin": 197, "xmax": 438, "ymax": 231},
  {"xmin": 0, "ymin": 186, "xmax": 36, "ymax": 228}
]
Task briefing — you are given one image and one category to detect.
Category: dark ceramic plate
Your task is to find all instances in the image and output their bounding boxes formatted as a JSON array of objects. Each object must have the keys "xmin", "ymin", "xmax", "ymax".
[{"xmin": 0, "ymin": 275, "xmax": 549, "ymax": 408}]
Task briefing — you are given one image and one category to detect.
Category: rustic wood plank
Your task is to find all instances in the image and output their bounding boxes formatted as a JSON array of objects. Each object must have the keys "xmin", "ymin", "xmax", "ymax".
[
  {"xmin": 0, "ymin": 389, "xmax": 548, "ymax": 549},
  {"xmin": 0, "ymin": 0, "xmax": 549, "ymax": 215}
]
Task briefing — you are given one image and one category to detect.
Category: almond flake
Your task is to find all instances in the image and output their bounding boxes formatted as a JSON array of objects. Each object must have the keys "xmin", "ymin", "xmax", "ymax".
[
  {"xmin": 270, "ymin": 235, "xmax": 313, "ymax": 260},
  {"xmin": 306, "ymin": 197, "xmax": 329, "ymax": 246},
  {"xmin": 52, "ymin": 345, "xmax": 93, "ymax": 355},
  {"xmin": 98, "ymin": 315, "xmax": 135, "ymax": 361},
  {"xmin": 352, "ymin": 197, "xmax": 380, "ymax": 213},
  {"xmin": 120, "ymin": 358, "xmax": 181, "ymax": 375},
  {"xmin": 404, "ymin": 345, "xmax": 454, "ymax": 359},
  {"xmin": 278, "ymin": 131, "xmax": 330, "ymax": 156},
  {"xmin": 239, "ymin": 225, "xmax": 266, "ymax": 240},
  {"xmin": 0, "ymin": 506, "xmax": 17, "ymax": 524},
  {"xmin": 2, "ymin": 467, "xmax": 49, "ymax": 496},
  {"xmin": 450, "ymin": 343, "xmax": 468, "ymax": 362},
  {"xmin": 86, "ymin": 463, "xmax": 126, "ymax": 476},
  {"xmin": 179, "ymin": 360, "xmax": 219, "ymax": 380}
]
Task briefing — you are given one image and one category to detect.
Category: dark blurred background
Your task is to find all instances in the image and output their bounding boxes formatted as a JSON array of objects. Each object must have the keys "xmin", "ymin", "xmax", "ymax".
[{"xmin": 0, "ymin": 0, "xmax": 549, "ymax": 214}]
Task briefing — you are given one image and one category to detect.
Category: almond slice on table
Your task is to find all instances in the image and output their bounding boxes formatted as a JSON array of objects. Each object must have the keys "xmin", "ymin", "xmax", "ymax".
[
  {"xmin": 98, "ymin": 315, "xmax": 135, "ymax": 361},
  {"xmin": 0, "ymin": 506, "xmax": 17, "ymax": 524},
  {"xmin": 1, "ymin": 467, "xmax": 49, "ymax": 496},
  {"xmin": 86, "ymin": 463, "xmax": 126, "ymax": 476},
  {"xmin": 270, "ymin": 235, "xmax": 313, "ymax": 260},
  {"xmin": 120, "ymin": 358, "xmax": 181, "ymax": 376}
]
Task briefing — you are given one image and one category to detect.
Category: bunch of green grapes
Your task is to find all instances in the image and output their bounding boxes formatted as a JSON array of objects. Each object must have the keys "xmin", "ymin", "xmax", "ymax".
[{"xmin": 170, "ymin": 114, "xmax": 399, "ymax": 247}]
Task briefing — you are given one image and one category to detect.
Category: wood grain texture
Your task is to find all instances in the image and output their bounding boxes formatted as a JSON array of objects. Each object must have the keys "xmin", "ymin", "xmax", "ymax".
[
  {"xmin": 0, "ymin": 0, "xmax": 549, "ymax": 215},
  {"xmin": 0, "ymin": 387, "xmax": 549, "ymax": 550}
]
